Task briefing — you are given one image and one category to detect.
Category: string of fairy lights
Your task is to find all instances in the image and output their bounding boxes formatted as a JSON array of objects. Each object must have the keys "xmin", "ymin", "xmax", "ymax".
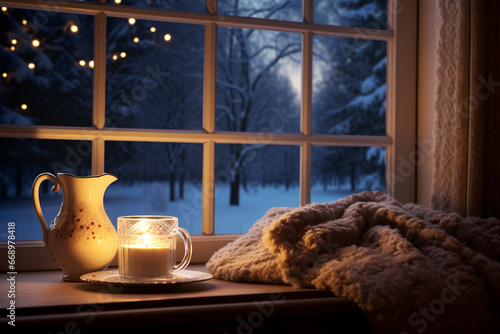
[{"xmin": 1, "ymin": 4, "xmax": 172, "ymax": 113}]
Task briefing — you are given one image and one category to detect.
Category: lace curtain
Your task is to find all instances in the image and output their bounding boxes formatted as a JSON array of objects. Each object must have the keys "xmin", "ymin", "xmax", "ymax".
[{"xmin": 431, "ymin": 0, "xmax": 491, "ymax": 217}]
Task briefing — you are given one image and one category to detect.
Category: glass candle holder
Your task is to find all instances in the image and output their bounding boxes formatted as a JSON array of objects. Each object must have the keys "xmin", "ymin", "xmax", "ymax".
[{"xmin": 117, "ymin": 216, "xmax": 192, "ymax": 278}]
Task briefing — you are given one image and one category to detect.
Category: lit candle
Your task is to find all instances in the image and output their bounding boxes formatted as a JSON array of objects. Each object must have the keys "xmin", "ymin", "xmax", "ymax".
[
  {"xmin": 117, "ymin": 216, "xmax": 192, "ymax": 278},
  {"xmin": 119, "ymin": 234, "xmax": 173, "ymax": 278}
]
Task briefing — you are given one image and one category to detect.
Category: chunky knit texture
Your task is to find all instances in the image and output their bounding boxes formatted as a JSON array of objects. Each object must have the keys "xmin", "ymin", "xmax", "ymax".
[{"xmin": 206, "ymin": 191, "xmax": 500, "ymax": 334}]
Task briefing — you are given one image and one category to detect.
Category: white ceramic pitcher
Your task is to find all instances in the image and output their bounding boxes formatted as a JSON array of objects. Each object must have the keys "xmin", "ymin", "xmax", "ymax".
[{"xmin": 32, "ymin": 173, "xmax": 118, "ymax": 281}]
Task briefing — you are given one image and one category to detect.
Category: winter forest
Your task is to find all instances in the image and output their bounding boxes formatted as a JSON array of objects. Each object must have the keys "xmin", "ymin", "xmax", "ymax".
[{"xmin": 0, "ymin": 0, "xmax": 387, "ymax": 239}]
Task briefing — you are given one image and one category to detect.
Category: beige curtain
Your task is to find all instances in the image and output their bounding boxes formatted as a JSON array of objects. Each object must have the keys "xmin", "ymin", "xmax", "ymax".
[{"xmin": 431, "ymin": 0, "xmax": 486, "ymax": 216}]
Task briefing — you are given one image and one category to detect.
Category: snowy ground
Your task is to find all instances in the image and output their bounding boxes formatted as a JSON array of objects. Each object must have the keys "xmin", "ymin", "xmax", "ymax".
[{"xmin": 0, "ymin": 182, "xmax": 359, "ymax": 241}]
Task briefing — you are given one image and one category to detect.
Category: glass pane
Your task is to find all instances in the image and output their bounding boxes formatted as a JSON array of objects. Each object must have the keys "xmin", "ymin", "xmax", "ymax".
[
  {"xmin": 105, "ymin": 18, "xmax": 204, "ymax": 130},
  {"xmin": 105, "ymin": 142, "xmax": 203, "ymax": 235},
  {"xmin": 218, "ymin": 0, "xmax": 302, "ymax": 22},
  {"xmin": 312, "ymin": 35, "xmax": 386, "ymax": 135},
  {"xmin": 105, "ymin": 0, "xmax": 206, "ymax": 12},
  {"xmin": 215, "ymin": 144, "xmax": 300, "ymax": 234},
  {"xmin": 0, "ymin": 8, "xmax": 93, "ymax": 126},
  {"xmin": 0, "ymin": 139, "xmax": 92, "ymax": 241},
  {"xmin": 311, "ymin": 146, "xmax": 385, "ymax": 203},
  {"xmin": 216, "ymin": 27, "xmax": 301, "ymax": 133},
  {"xmin": 314, "ymin": 0, "xmax": 388, "ymax": 29}
]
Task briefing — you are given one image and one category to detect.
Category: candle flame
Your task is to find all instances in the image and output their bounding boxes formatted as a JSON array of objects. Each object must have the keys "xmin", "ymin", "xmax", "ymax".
[{"xmin": 143, "ymin": 233, "xmax": 151, "ymax": 247}]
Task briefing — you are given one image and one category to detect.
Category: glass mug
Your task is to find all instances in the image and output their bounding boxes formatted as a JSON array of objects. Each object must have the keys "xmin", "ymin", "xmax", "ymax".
[{"xmin": 117, "ymin": 216, "xmax": 192, "ymax": 278}]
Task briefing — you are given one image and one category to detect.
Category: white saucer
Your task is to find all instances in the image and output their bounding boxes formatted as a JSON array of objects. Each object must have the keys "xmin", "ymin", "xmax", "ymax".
[{"xmin": 80, "ymin": 269, "xmax": 213, "ymax": 286}]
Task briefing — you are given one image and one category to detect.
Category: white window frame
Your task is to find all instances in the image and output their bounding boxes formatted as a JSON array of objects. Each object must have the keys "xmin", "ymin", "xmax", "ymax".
[{"xmin": 0, "ymin": 0, "xmax": 417, "ymax": 270}]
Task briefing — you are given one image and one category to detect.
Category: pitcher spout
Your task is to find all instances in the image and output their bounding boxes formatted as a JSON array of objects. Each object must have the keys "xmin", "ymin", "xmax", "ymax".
[
  {"xmin": 92, "ymin": 173, "xmax": 118, "ymax": 198},
  {"xmin": 98, "ymin": 173, "xmax": 118, "ymax": 187}
]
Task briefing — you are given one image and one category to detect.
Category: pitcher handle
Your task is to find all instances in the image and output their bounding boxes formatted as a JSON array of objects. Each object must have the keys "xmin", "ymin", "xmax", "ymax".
[{"xmin": 32, "ymin": 173, "xmax": 60, "ymax": 253}]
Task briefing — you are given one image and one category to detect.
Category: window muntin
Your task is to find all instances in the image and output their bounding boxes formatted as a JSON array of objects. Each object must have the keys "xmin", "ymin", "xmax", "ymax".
[{"xmin": 0, "ymin": 0, "xmax": 415, "ymax": 247}]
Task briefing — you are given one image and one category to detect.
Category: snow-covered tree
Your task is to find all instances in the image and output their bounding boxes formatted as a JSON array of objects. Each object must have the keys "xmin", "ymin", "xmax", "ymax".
[
  {"xmin": 216, "ymin": 0, "xmax": 301, "ymax": 205},
  {"xmin": 312, "ymin": 0, "xmax": 387, "ymax": 192}
]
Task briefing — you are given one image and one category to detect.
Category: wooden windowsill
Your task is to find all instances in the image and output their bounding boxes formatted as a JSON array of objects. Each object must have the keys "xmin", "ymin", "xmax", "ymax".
[{"xmin": 1, "ymin": 264, "xmax": 372, "ymax": 333}]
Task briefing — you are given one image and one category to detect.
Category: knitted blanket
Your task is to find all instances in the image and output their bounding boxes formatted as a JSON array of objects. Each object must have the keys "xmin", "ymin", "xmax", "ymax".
[{"xmin": 206, "ymin": 191, "xmax": 500, "ymax": 334}]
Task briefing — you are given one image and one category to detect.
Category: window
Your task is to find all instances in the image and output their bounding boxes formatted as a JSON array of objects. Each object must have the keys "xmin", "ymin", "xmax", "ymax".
[{"xmin": 0, "ymin": 0, "xmax": 417, "ymax": 269}]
